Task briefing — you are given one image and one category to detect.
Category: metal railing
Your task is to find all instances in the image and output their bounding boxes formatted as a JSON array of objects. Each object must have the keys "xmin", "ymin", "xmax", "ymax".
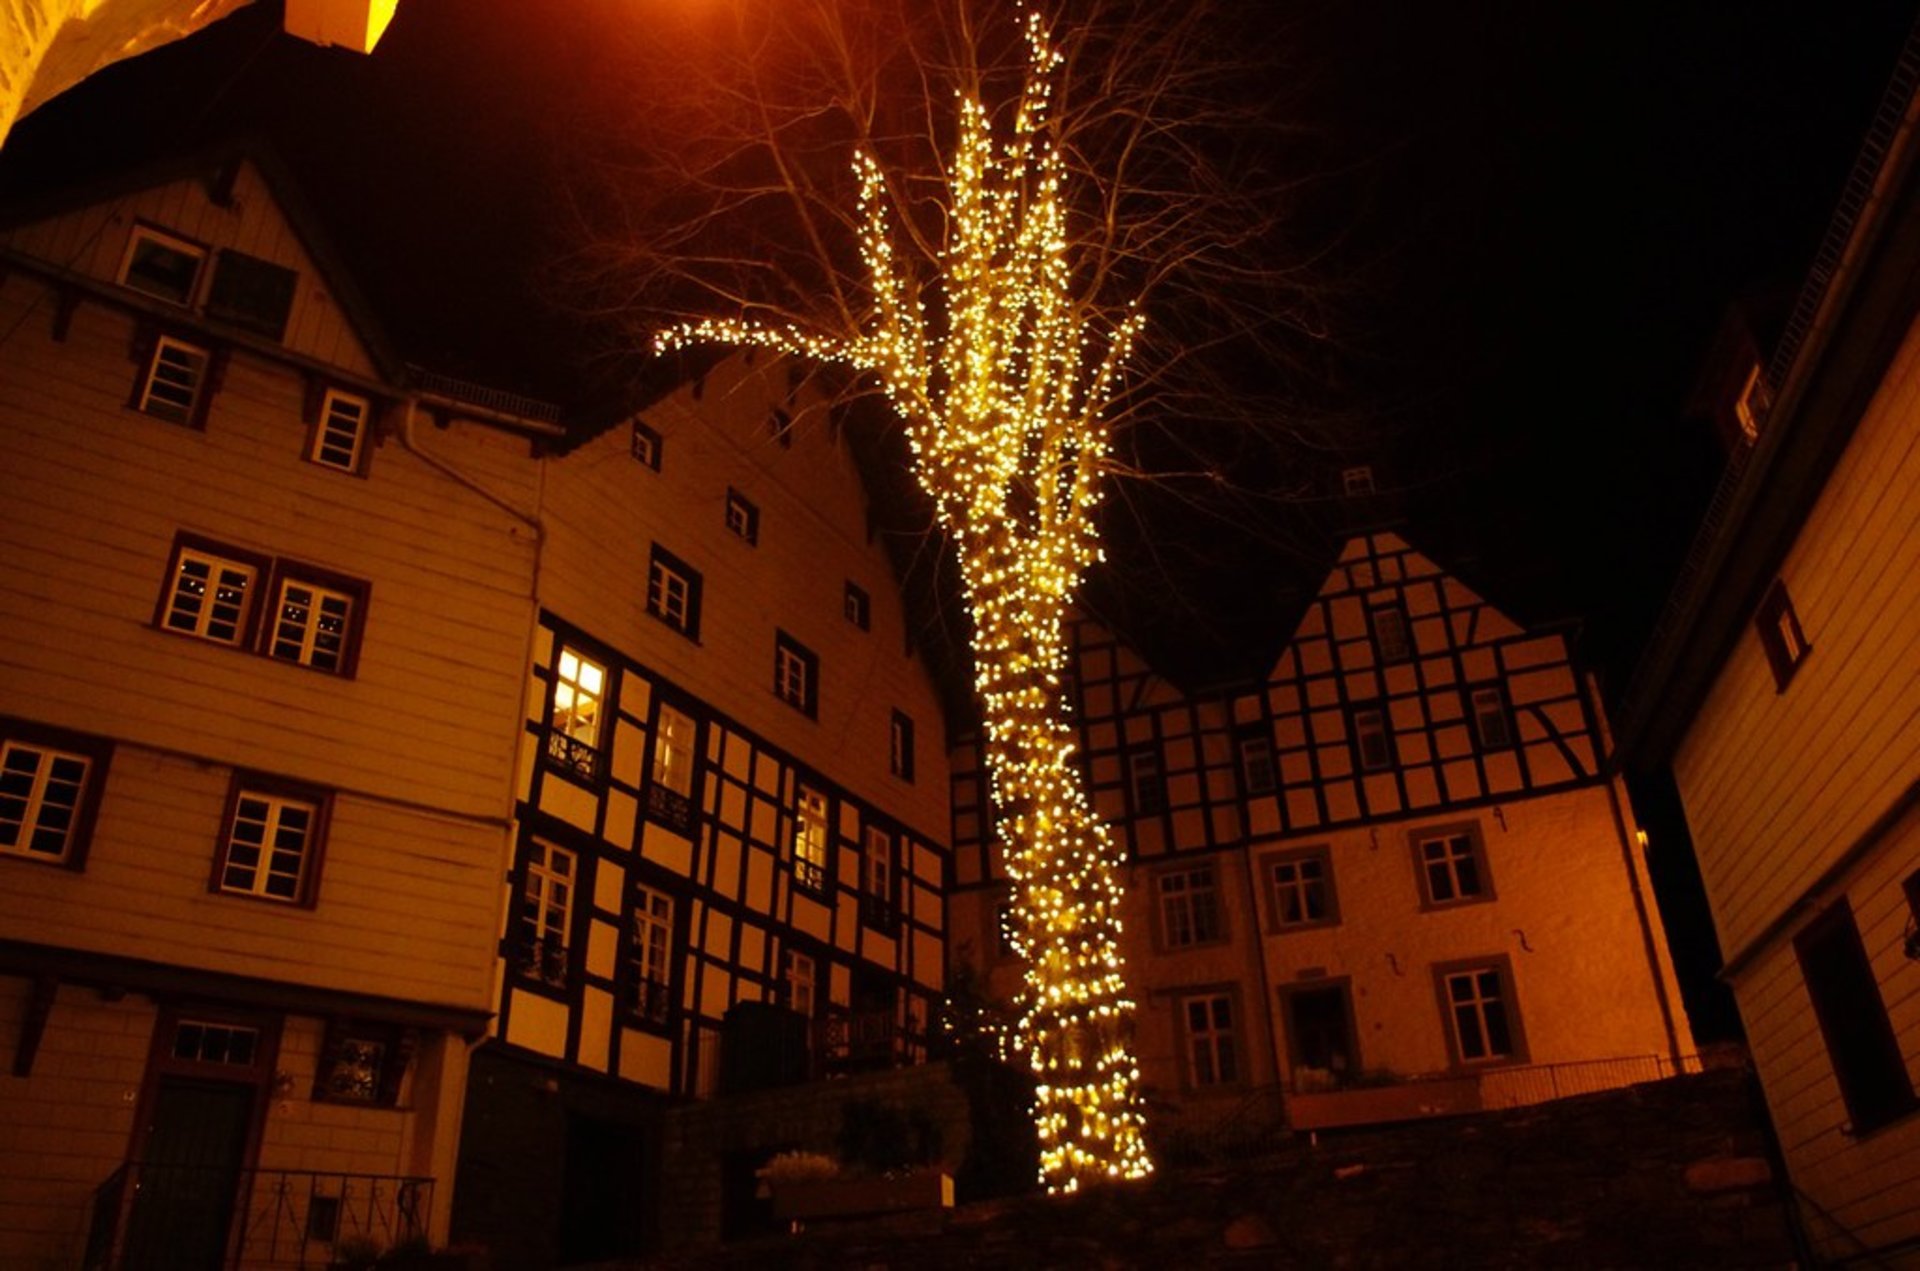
[
  {"xmin": 87, "ymin": 1162, "xmax": 433, "ymax": 1270},
  {"xmin": 1289, "ymin": 1052, "xmax": 1701, "ymax": 1105},
  {"xmin": 814, "ymin": 1010, "xmax": 917, "ymax": 1075}
]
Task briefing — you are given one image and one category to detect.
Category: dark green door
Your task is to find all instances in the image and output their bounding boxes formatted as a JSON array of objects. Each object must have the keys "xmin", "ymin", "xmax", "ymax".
[{"xmin": 122, "ymin": 1078, "xmax": 254, "ymax": 1270}]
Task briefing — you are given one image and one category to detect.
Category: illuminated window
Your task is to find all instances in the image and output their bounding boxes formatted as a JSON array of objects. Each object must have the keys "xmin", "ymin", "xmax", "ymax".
[
  {"xmin": 309, "ymin": 389, "xmax": 370, "ymax": 474},
  {"xmin": 845, "ymin": 581, "xmax": 871, "ymax": 630},
  {"xmin": 204, "ymin": 249, "xmax": 296, "ymax": 340},
  {"xmin": 119, "ymin": 224, "xmax": 206, "ymax": 305},
  {"xmin": 135, "ymin": 335, "xmax": 212, "ymax": 426},
  {"xmin": 889, "ymin": 710, "xmax": 915, "ymax": 782},
  {"xmin": 783, "ymin": 947, "xmax": 817, "ymax": 1017},
  {"xmin": 1268, "ymin": 848, "xmax": 1336, "ymax": 929},
  {"xmin": 1795, "ymin": 898, "xmax": 1916, "ymax": 1134},
  {"xmin": 1182, "ymin": 993, "xmax": 1238, "ymax": 1086},
  {"xmin": 725, "ymin": 488, "xmax": 759, "ymax": 544},
  {"xmin": 1238, "ymin": 733, "xmax": 1276, "ymax": 794},
  {"xmin": 547, "ymin": 647, "xmax": 608, "ymax": 781},
  {"xmin": 160, "ymin": 542, "xmax": 259, "ymax": 646},
  {"xmin": 1469, "ymin": 686, "xmax": 1512, "ymax": 751},
  {"xmin": 1413, "ymin": 825, "xmax": 1492, "ymax": 908},
  {"xmin": 515, "ymin": 840, "xmax": 575, "ymax": 986},
  {"xmin": 1156, "ymin": 865, "xmax": 1224, "ymax": 949},
  {"xmin": 631, "ymin": 419, "xmax": 662, "ymax": 469},
  {"xmin": 1129, "ymin": 749, "xmax": 1165, "ymax": 815},
  {"xmin": 861, "ymin": 824, "xmax": 898, "ymax": 930},
  {"xmin": 651, "ymin": 705, "xmax": 695, "ymax": 797},
  {"xmin": 630, "ymin": 883, "xmax": 675, "ymax": 1025},
  {"xmin": 214, "ymin": 778, "xmax": 326, "ymax": 905},
  {"xmin": 1353, "ymin": 708, "xmax": 1393, "ymax": 771},
  {"xmin": 792, "ymin": 785, "xmax": 829, "ymax": 892},
  {"xmin": 646, "ymin": 545, "xmax": 702, "ymax": 641},
  {"xmin": 265, "ymin": 573, "xmax": 359, "ymax": 675},
  {"xmin": 1370, "ymin": 601, "xmax": 1412, "ymax": 663},
  {"xmin": 0, "ymin": 731, "xmax": 101, "ymax": 867},
  {"xmin": 1437, "ymin": 959, "xmax": 1523, "ymax": 1065},
  {"xmin": 774, "ymin": 632, "xmax": 818, "ymax": 718},
  {"xmin": 1755, "ymin": 579, "xmax": 1810, "ymax": 691}
]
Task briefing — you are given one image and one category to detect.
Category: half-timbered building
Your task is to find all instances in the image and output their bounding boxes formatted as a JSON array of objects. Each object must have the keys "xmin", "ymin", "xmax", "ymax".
[
  {"xmin": 952, "ymin": 531, "xmax": 1694, "ymax": 1139},
  {"xmin": 1621, "ymin": 50, "xmax": 1920, "ymax": 1263},
  {"xmin": 0, "ymin": 149, "xmax": 550, "ymax": 1267}
]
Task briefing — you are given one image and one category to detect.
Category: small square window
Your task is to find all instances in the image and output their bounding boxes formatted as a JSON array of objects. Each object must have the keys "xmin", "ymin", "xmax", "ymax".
[
  {"xmin": 1342, "ymin": 466, "xmax": 1375, "ymax": 498},
  {"xmin": 725, "ymin": 489, "xmax": 759, "ymax": 544},
  {"xmin": 547, "ymin": 646, "xmax": 609, "ymax": 782},
  {"xmin": 1182, "ymin": 992, "xmax": 1239, "ymax": 1087},
  {"xmin": 1469, "ymin": 686, "xmax": 1512, "ymax": 751},
  {"xmin": 1129, "ymin": 749, "xmax": 1166, "ymax": 815},
  {"xmin": 204, "ymin": 249, "xmax": 297, "ymax": 341},
  {"xmin": 774, "ymin": 632, "xmax": 818, "ymax": 718},
  {"xmin": 647, "ymin": 545, "xmax": 703, "ymax": 641},
  {"xmin": 135, "ymin": 335, "xmax": 213, "ymax": 426},
  {"xmin": 1238, "ymin": 733, "xmax": 1276, "ymax": 795},
  {"xmin": 119, "ymin": 224, "xmax": 206, "ymax": 305},
  {"xmin": 315, "ymin": 1020, "xmax": 408, "ymax": 1106},
  {"xmin": 264, "ymin": 567, "xmax": 366, "ymax": 676},
  {"xmin": 792, "ymin": 785, "xmax": 829, "ymax": 892},
  {"xmin": 157, "ymin": 537, "xmax": 265, "ymax": 647},
  {"xmin": 629, "ymin": 883, "xmax": 675, "ymax": 1026},
  {"xmin": 309, "ymin": 389, "xmax": 371, "ymax": 474},
  {"xmin": 631, "ymin": 419, "xmax": 662, "ymax": 470},
  {"xmin": 514, "ymin": 839, "xmax": 576, "ymax": 987},
  {"xmin": 1156, "ymin": 865, "xmax": 1224, "ymax": 949},
  {"xmin": 1267, "ymin": 848, "xmax": 1337, "ymax": 929},
  {"xmin": 1370, "ymin": 602, "xmax": 1411, "ymax": 663},
  {"xmin": 845, "ymin": 582, "xmax": 871, "ymax": 631},
  {"xmin": 1436, "ymin": 958, "xmax": 1525, "ymax": 1066},
  {"xmin": 1755, "ymin": 579, "xmax": 1810, "ymax": 691},
  {"xmin": 890, "ymin": 710, "xmax": 915, "ymax": 783},
  {"xmin": 213, "ymin": 776, "xmax": 328, "ymax": 906},
  {"xmin": 1412, "ymin": 823, "xmax": 1494, "ymax": 908},
  {"xmin": 1353, "ymin": 708, "xmax": 1393, "ymax": 771},
  {"xmin": 0, "ymin": 720, "xmax": 110, "ymax": 869}
]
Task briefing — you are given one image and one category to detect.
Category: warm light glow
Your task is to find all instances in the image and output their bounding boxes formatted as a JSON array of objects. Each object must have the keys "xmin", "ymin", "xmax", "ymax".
[{"xmin": 658, "ymin": 12, "xmax": 1153, "ymax": 1191}]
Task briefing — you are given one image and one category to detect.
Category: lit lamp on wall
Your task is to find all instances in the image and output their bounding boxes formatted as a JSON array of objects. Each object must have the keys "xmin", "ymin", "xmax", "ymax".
[{"xmin": 282, "ymin": 0, "xmax": 401, "ymax": 54}]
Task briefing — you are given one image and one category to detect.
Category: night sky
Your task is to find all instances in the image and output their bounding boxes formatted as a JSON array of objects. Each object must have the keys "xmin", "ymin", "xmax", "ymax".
[{"xmin": 4, "ymin": 0, "xmax": 1915, "ymax": 1040}]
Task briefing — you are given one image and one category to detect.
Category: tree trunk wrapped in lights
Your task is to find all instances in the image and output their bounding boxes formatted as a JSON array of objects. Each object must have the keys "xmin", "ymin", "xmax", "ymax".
[{"xmin": 658, "ymin": 15, "xmax": 1153, "ymax": 1190}]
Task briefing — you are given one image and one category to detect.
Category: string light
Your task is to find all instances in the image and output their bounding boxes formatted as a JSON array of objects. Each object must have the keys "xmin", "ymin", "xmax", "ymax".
[{"xmin": 658, "ymin": 11, "xmax": 1153, "ymax": 1191}]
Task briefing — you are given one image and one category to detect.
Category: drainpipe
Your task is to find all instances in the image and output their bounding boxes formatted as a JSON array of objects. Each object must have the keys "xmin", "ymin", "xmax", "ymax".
[{"xmin": 1235, "ymin": 833, "xmax": 1290, "ymax": 1131}]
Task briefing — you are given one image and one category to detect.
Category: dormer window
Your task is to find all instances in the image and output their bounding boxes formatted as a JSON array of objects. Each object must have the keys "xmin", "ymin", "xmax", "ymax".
[
  {"xmin": 204, "ymin": 250, "xmax": 297, "ymax": 340},
  {"xmin": 119, "ymin": 225, "xmax": 207, "ymax": 306}
]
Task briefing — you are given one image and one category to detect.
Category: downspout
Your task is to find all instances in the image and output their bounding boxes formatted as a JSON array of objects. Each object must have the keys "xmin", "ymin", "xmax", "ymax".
[{"xmin": 1235, "ymin": 833, "xmax": 1290, "ymax": 1130}]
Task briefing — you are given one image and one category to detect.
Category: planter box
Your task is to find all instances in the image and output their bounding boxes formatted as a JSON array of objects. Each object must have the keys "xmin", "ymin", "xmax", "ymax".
[
  {"xmin": 773, "ymin": 1172, "xmax": 954, "ymax": 1221},
  {"xmin": 1287, "ymin": 1077, "xmax": 1482, "ymax": 1131}
]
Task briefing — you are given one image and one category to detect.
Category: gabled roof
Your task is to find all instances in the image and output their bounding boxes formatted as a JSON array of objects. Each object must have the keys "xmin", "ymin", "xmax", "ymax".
[{"xmin": 1617, "ymin": 37, "xmax": 1920, "ymax": 766}]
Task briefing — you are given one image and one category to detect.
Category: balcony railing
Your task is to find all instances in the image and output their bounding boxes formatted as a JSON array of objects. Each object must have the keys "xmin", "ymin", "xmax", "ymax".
[
  {"xmin": 630, "ymin": 975, "xmax": 672, "ymax": 1026},
  {"xmin": 86, "ymin": 1162, "xmax": 432, "ymax": 1270},
  {"xmin": 544, "ymin": 729, "xmax": 601, "ymax": 783},
  {"xmin": 509, "ymin": 934, "xmax": 571, "ymax": 988},
  {"xmin": 814, "ymin": 1010, "xmax": 916, "ymax": 1076},
  {"xmin": 859, "ymin": 892, "xmax": 901, "ymax": 932},
  {"xmin": 645, "ymin": 783, "xmax": 695, "ymax": 835}
]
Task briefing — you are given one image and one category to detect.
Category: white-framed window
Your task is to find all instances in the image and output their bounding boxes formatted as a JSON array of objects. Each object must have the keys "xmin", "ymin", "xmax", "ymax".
[
  {"xmin": 203, "ymin": 248, "xmax": 297, "ymax": 340},
  {"xmin": 844, "ymin": 581, "xmax": 871, "ymax": 630},
  {"xmin": 119, "ymin": 223, "xmax": 206, "ymax": 305},
  {"xmin": 646, "ymin": 545, "xmax": 702, "ymax": 640},
  {"xmin": 310, "ymin": 389, "xmax": 371, "ymax": 474},
  {"xmin": 1469, "ymin": 686, "xmax": 1512, "ymax": 750},
  {"xmin": 516, "ymin": 840, "xmax": 576, "ymax": 985},
  {"xmin": 651, "ymin": 704, "xmax": 695, "ymax": 796},
  {"xmin": 631, "ymin": 419, "xmax": 662, "ymax": 469},
  {"xmin": 792, "ymin": 784, "xmax": 829, "ymax": 892},
  {"xmin": 136, "ymin": 335, "xmax": 212, "ymax": 425},
  {"xmin": 889, "ymin": 710, "xmax": 915, "ymax": 782},
  {"xmin": 1756, "ymin": 579, "xmax": 1811, "ymax": 691},
  {"xmin": 548, "ymin": 646, "xmax": 608, "ymax": 780},
  {"xmin": 863, "ymin": 825, "xmax": 892, "ymax": 900},
  {"xmin": 1156, "ymin": 865, "xmax": 1224, "ymax": 949},
  {"xmin": 1414, "ymin": 826, "xmax": 1491, "ymax": 907},
  {"xmin": 266, "ymin": 575, "xmax": 356, "ymax": 673},
  {"xmin": 0, "ymin": 740, "xmax": 92, "ymax": 864},
  {"xmin": 1269, "ymin": 849, "xmax": 1335, "ymax": 929},
  {"xmin": 161, "ymin": 544, "xmax": 259, "ymax": 646},
  {"xmin": 630, "ymin": 883, "xmax": 674, "ymax": 1024},
  {"xmin": 783, "ymin": 948, "xmax": 817, "ymax": 1017},
  {"xmin": 774, "ymin": 632, "xmax": 818, "ymax": 717},
  {"xmin": 216, "ymin": 783, "xmax": 325, "ymax": 904},
  {"xmin": 725, "ymin": 488, "xmax": 759, "ymax": 544},
  {"xmin": 1182, "ymin": 993, "xmax": 1238, "ymax": 1086},
  {"xmin": 1353, "ymin": 707, "xmax": 1393, "ymax": 771},
  {"xmin": 1438, "ymin": 961, "xmax": 1521, "ymax": 1065}
]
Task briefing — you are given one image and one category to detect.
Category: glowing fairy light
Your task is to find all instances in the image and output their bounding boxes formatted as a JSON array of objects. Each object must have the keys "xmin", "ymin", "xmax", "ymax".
[{"xmin": 658, "ymin": 12, "xmax": 1152, "ymax": 1191}]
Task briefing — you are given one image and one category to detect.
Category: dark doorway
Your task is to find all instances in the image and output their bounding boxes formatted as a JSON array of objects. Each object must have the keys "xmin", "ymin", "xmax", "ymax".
[
  {"xmin": 559, "ymin": 1113, "xmax": 647, "ymax": 1263},
  {"xmin": 719, "ymin": 1147, "xmax": 784, "ymax": 1242},
  {"xmin": 1283, "ymin": 983, "xmax": 1358, "ymax": 1084},
  {"xmin": 122, "ymin": 1077, "xmax": 254, "ymax": 1270}
]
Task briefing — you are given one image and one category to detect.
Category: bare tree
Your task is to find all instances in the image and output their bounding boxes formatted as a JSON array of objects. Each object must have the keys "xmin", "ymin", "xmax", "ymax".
[{"xmin": 565, "ymin": 0, "xmax": 1324, "ymax": 1192}]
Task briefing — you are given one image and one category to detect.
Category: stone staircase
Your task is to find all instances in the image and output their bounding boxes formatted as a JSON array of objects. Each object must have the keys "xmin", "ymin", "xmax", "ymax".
[{"xmin": 617, "ymin": 1067, "xmax": 1798, "ymax": 1269}]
